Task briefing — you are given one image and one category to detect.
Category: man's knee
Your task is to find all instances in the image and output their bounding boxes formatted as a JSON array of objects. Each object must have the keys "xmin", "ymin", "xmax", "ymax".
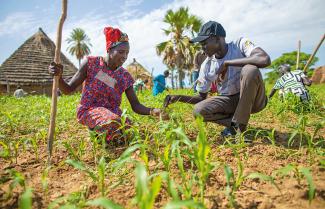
[
  {"xmin": 193, "ymin": 103, "xmax": 207, "ymax": 118},
  {"xmin": 241, "ymin": 65, "xmax": 261, "ymax": 81}
]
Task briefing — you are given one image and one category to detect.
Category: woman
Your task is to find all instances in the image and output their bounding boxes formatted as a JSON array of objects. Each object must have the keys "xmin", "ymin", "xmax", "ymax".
[{"xmin": 49, "ymin": 26, "xmax": 162, "ymax": 142}]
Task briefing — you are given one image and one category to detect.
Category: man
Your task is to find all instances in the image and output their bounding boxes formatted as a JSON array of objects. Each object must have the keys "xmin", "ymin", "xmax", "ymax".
[
  {"xmin": 133, "ymin": 78, "xmax": 145, "ymax": 93},
  {"xmin": 164, "ymin": 21, "xmax": 270, "ymax": 137},
  {"xmin": 192, "ymin": 50, "xmax": 207, "ymax": 92},
  {"xmin": 134, "ymin": 78, "xmax": 149, "ymax": 93},
  {"xmin": 14, "ymin": 86, "xmax": 27, "ymax": 98},
  {"xmin": 269, "ymin": 64, "xmax": 312, "ymax": 101},
  {"xmin": 152, "ymin": 70, "xmax": 169, "ymax": 96}
]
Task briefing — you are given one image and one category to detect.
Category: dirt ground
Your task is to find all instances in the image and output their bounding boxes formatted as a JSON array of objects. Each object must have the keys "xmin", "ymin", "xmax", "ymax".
[{"xmin": 1, "ymin": 119, "xmax": 324, "ymax": 209}]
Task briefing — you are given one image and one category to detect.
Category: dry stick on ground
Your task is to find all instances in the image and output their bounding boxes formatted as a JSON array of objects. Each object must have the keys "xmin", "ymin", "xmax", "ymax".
[
  {"xmin": 303, "ymin": 34, "xmax": 325, "ymax": 73},
  {"xmin": 296, "ymin": 40, "xmax": 301, "ymax": 70},
  {"xmin": 47, "ymin": 0, "xmax": 67, "ymax": 164}
]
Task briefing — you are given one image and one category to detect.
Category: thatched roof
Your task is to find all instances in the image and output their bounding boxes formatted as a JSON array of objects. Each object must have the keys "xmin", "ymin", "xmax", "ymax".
[
  {"xmin": 311, "ymin": 66, "xmax": 325, "ymax": 84},
  {"xmin": 126, "ymin": 58, "xmax": 152, "ymax": 80},
  {"xmin": 0, "ymin": 28, "xmax": 78, "ymax": 86}
]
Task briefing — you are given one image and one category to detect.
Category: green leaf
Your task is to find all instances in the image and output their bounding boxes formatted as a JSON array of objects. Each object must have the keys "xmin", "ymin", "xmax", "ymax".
[
  {"xmin": 275, "ymin": 164, "xmax": 295, "ymax": 177},
  {"xmin": 86, "ymin": 197, "xmax": 124, "ymax": 209},
  {"xmin": 148, "ymin": 176, "xmax": 162, "ymax": 207},
  {"xmin": 224, "ymin": 164, "xmax": 234, "ymax": 184},
  {"xmin": 65, "ymin": 159, "xmax": 86, "ymax": 171},
  {"xmin": 288, "ymin": 130, "xmax": 298, "ymax": 147},
  {"xmin": 172, "ymin": 127, "xmax": 193, "ymax": 147},
  {"xmin": 65, "ymin": 159, "xmax": 97, "ymax": 181},
  {"xmin": 19, "ymin": 188, "xmax": 33, "ymax": 209},
  {"xmin": 247, "ymin": 172, "xmax": 280, "ymax": 191},
  {"xmin": 168, "ymin": 177, "xmax": 180, "ymax": 201},
  {"xmin": 247, "ymin": 172, "xmax": 272, "ymax": 181},
  {"xmin": 164, "ymin": 200, "xmax": 205, "ymax": 209},
  {"xmin": 319, "ymin": 159, "xmax": 325, "ymax": 169},
  {"xmin": 135, "ymin": 162, "xmax": 148, "ymax": 202},
  {"xmin": 58, "ymin": 204, "xmax": 77, "ymax": 209},
  {"xmin": 63, "ymin": 141, "xmax": 79, "ymax": 160},
  {"xmin": 299, "ymin": 167, "xmax": 315, "ymax": 203},
  {"xmin": 113, "ymin": 144, "xmax": 144, "ymax": 170},
  {"xmin": 98, "ymin": 157, "xmax": 106, "ymax": 196}
]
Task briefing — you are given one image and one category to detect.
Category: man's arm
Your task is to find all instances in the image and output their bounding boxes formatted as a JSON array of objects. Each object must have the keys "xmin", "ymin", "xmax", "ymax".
[
  {"xmin": 268, "ymin": 88, "xmax": 277, "ymax": 99},
  {"xmin": 218, "ymin": 47, "xmax": 271, "ymax": 80},
  {"xmin": 193, "ymin": 52, "xmax": 200, "ymax": 70},
  {"xmin": 302, "ymin": 77, "xmax": 312, "ymax": 86},
  {"xmin": 225, "ymin": 47, "xmax": 271, "ymax": 68}
]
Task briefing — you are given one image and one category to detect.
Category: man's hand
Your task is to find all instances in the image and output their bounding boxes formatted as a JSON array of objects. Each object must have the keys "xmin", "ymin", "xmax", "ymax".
[
  {"xmin": 217, "ymin": 61, "xmax": 228, "ymax": 82},
  {"xmin": 160, "ymin": 110, "xmax": 170, "ymax": 120}
]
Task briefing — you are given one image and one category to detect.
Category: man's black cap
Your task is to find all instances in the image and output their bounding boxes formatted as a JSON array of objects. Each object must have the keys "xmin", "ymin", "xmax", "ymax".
[{"xmin": 190, "ymin": 21, "xmax": 226, "ymax": 43}]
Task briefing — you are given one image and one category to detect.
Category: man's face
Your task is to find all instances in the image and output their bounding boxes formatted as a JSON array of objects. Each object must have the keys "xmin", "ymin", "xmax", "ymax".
[
  {"xmin": 278, "ymin": 65, "xmax": 291, "ymax": 75},
  {"xmin": 200, "ymin": 36, "xmax": 222, "ymax": 57}
]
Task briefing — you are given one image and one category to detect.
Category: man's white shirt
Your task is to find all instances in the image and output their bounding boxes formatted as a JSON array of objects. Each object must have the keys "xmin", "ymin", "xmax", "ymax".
[{"xmin": 196, "ymin": 37, "xmax": 258, "ymax": 95}]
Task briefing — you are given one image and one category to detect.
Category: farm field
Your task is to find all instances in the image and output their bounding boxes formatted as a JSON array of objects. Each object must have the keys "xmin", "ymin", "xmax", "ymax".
[{"xmin": 0, "ymin": 84, "xmax": 325, "ymax": 209}]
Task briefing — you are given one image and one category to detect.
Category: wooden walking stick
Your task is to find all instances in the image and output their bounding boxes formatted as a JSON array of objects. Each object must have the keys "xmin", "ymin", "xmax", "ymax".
[
  {"xmin": 296, "ymin": 40, "xmax": 301, "ymax": 70},
  {"xmin": 303, "ymin": 33, "xmax": 325, "ymax": 73},
  {"xmin": 47, "ymin": 0, "xmax": 67, "ymax": 164}
]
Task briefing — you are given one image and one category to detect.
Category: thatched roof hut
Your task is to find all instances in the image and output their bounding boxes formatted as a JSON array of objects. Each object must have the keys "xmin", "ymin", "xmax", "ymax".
[
  {"xmin": 126, "ymin": 58, "xmax": 152, "ymax": 81},
  {"xmin": 0, "ymin": 28, "xmax": 78, "ymax": 95},
  {"xmin": 311, "ymin": 66, "xmax": 325, "ymax": 84}
]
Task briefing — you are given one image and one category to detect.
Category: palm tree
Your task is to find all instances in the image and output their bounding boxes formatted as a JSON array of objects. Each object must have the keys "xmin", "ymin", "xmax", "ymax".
[
  {"xmin": 156, "ymin": 7, "xmax": 202, "ymax": 88},
  {"xmin": 66, "ymin": 28, "xmax": 92, "ymax": 68}
]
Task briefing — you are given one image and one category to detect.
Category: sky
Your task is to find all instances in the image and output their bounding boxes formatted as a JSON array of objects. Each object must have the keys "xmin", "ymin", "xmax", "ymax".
[{"xmin": 0, "ymin": 0, "xmax": 324, "ymax": 79}]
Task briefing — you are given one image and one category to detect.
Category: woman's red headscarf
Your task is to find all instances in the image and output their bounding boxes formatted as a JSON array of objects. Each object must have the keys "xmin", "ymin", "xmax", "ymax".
[{"xmin": 104, "ymin": 27, "xmax": 129, "ymax": 52}]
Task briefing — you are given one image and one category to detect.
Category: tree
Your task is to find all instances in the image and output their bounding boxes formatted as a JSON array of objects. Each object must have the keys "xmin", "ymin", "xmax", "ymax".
[
  {"xmin": 66, "ymin": 28, "xmax": 92, "ymax": 68},
  {"xmin": 265, "ymin": 51, "xmax": 318, "ymax": 83},
  {"xmin": 156, "ymin": 7, "xmax": 202, "ymax": 88}
]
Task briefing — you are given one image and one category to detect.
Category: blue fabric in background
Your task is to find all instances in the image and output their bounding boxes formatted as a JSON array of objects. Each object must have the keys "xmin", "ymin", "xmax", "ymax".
[{"xmin": 152, "ymin": 74, "xmax": 166, "ymax": 96}]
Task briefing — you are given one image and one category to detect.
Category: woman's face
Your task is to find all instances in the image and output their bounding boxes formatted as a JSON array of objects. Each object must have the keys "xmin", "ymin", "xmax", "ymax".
[{"xmin": 109, "ymin": 42, "xmax": 129, "ymax": 67}]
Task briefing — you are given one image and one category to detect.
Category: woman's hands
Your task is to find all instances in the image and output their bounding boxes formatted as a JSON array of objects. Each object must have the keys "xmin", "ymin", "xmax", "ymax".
[
  {"xmin": 150, "ymin": 108, "xmax": 170, "ymax": 120},
  {"xmin": 150, "ymin": 108, "xmax": 161, "ymax": 117},
  {"xmin": 48, "ymin": 62, "xmax": 63, "ymax": 77}
]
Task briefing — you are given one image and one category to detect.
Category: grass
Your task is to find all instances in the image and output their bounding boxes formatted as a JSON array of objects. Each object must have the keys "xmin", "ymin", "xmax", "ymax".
[{"xmin": 0, "ymin": 84, "xmax": 324, "ymax": 208}]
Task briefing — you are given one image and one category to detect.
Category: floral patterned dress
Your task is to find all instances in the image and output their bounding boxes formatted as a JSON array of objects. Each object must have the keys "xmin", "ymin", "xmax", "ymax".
[{"xmin": 77, "ymin": 56, "xmax": 134, "ymax": 141}]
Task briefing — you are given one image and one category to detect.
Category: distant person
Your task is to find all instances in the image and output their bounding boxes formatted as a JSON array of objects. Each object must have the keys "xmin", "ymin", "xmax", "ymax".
[
  {"xmin": 152, "ymin": 70, "xmax": 169, "ymax": 96},
  {"xmin": 269, "ymin": 64, "xmax": 312, "ymax": 101},
  {"xmin": 144, "ymin": 79, "xmax": 151, "ymax": 90},
  {"xmin": 133, "ymin": 78, "xmax": 144, "ymax": 93},
  {"xmin": 133, "ymin": 78, "xmax": 148, "ymax": 93},
  {"xmin": 163, "ymin": 21, "xmax": 270, "ymax": 138},
  {"xmin": 14, "ymin": 86, "xmax": 27, "ymax": 98},
  {"xmin": 192, "ymin": 50, "xmax": 207, "ymax": 92},
  {"xmin": 49, "ymin": 26, "xmax": 162, "ymax": 144}
]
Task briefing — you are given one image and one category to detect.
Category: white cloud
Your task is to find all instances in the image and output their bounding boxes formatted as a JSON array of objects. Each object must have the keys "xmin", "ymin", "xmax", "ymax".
[
  {"xmin": 120, "ymin": 0, "xmax": 324, "ymax": 75},
  {"xmin": 124, "ymin": 0, "xmax": 144, "ymax": 7},
  {"xmin": 174, "ymin": 0, "xmax": 325, "ymax": 65},
  {"xmin": 0, "ymin": 12, "xmax": 41, "ymax": 37},
  {"xmin": 2, "ymin": 0, "xmax": 323, "ymax": 76},
  {"xmin": 118, "ymin": 8, "xmax": 170, "ymax": 73},
  {"xmin": 49, "ymin": 12, "xmax": 109, "ymax": 61}
]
